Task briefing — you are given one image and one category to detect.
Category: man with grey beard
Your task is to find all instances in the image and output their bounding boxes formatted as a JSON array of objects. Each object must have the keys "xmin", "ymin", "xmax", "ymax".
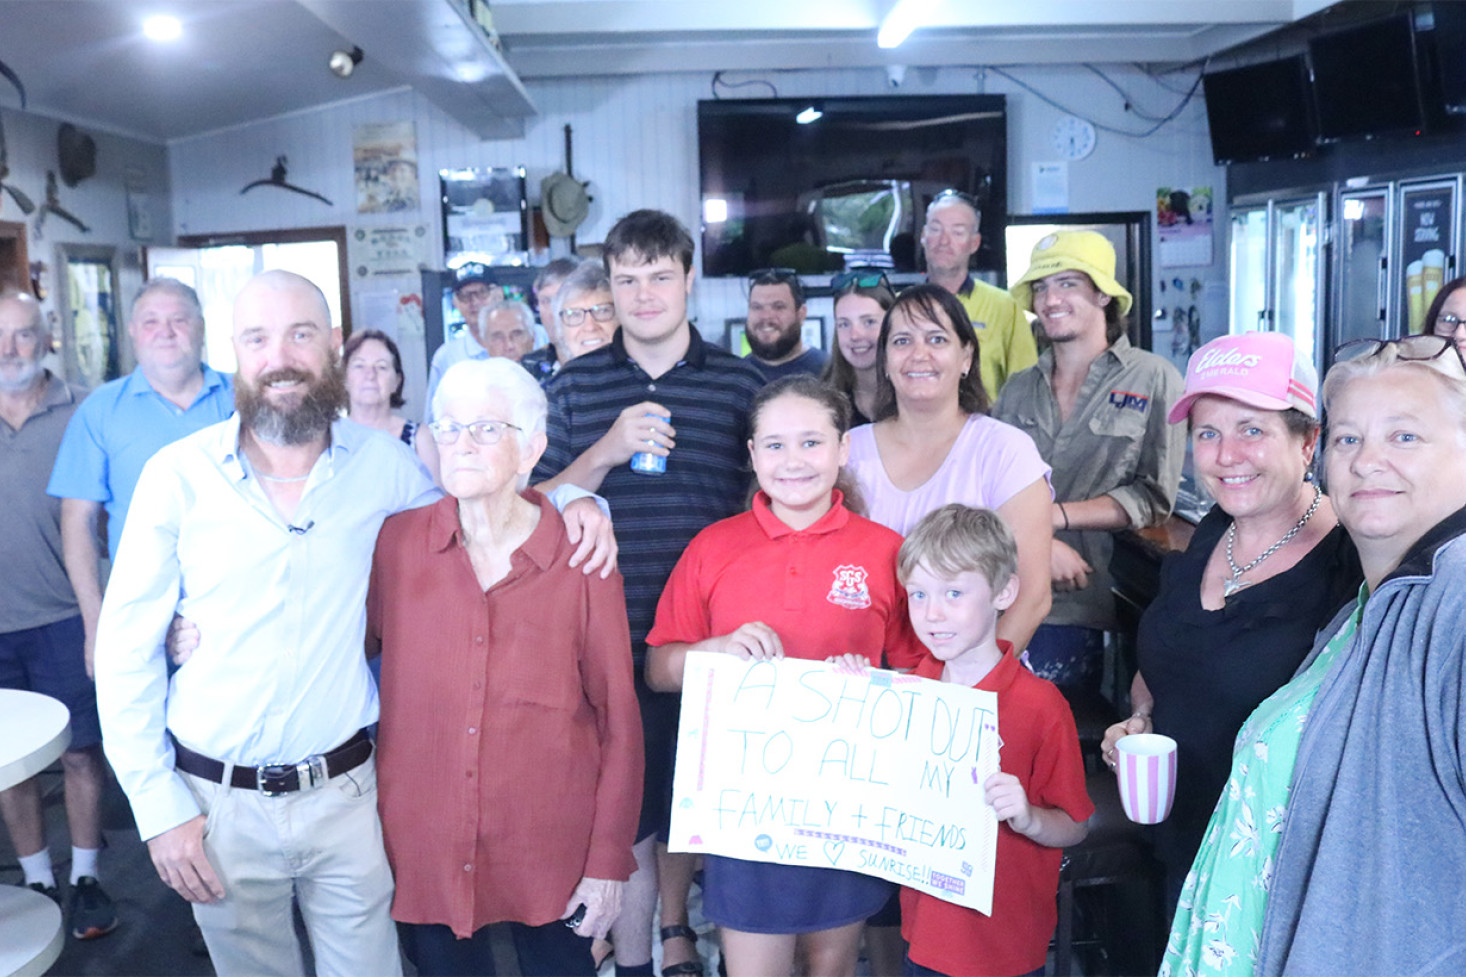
[{"xmin": 0, "ymin": 289, "xmax": 118, "ymax": 939}]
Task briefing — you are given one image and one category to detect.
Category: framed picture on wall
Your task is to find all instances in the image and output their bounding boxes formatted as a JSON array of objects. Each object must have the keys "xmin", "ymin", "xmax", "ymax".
[{"xmin": 724, "ymin": 316, "xmax": 826, "ymax": 356}]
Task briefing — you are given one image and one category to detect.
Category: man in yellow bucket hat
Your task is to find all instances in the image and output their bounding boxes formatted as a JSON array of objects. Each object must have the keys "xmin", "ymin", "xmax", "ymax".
[{"xmin": 994, "ymin": 230, "xmax": 1185, "ymax": 692}]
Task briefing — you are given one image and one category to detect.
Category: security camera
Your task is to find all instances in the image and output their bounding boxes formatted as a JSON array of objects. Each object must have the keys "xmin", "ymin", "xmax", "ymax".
[{"xmin": 886, "ymin": 64, "xmax": 907, "ymax": 88}]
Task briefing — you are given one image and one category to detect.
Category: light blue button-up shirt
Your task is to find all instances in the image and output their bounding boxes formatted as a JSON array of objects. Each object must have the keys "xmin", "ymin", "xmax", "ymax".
[
  {"xmin": 94, "ymin": 415, "xmax": 440, "ymax": 840},
  {"xmin": 47, "ymin": 365, "xmax": 236, "ymax": 557}
]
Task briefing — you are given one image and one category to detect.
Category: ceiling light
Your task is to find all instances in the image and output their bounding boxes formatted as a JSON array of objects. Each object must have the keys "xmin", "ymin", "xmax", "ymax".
[
  {"xmin": 796, "ymin": 105, "xmax": 823, "ymax": 125},
  {"xmin": 142, "ymin": 15, "xmax": 182, "ymax": 42},
  {"xmin": 703, "ymin": 198, "xmax": 729, "ymax": 224},
  {"xmin": 878, "ymin": 0, "xmax": 937, "ymax": 49},
  {"xmin": 328, "ymin": 46, "xmax": 364, "ymax": 79}
]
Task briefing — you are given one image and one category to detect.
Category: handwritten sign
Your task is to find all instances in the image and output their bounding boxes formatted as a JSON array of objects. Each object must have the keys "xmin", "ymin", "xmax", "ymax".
[{"xmin": 668, "ymin": 653, "xmax": 1001, "ymax": 914}]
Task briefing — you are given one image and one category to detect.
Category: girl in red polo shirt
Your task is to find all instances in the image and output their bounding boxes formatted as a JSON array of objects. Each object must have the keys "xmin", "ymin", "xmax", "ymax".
[{"xmin": 646, "ymin": 375, "xmax": 924, "ymax": 977}]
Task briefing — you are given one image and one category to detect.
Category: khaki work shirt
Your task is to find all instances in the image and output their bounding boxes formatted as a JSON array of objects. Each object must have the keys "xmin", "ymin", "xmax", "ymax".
[{"xmin": 993, "ymin": 337, "xmax": 1185, "ymax": 629}]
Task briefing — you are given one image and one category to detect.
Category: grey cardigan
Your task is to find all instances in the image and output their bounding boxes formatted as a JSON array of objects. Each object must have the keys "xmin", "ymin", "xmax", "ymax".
[{"xmin": 1257, "ymin": 505, "xmax": 1466, "ymax": 976}]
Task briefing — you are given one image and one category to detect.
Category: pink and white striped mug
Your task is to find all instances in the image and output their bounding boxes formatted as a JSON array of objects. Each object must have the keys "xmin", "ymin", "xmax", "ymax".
[{"xmin": 1115, "ymin": 733, "xmax": 1177, "ymax": 824}]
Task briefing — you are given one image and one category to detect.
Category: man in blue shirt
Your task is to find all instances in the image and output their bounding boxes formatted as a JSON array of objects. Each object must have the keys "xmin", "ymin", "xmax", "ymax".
[{"xmin": 48, "ymin": 278, "xmax": 234, "ymax": 674}]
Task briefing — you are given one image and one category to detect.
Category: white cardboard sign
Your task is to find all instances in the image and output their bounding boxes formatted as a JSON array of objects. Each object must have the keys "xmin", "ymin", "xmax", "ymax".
[{"xmin": 668, "ymin": 653, "xmax": 1001, "ymax": 914}]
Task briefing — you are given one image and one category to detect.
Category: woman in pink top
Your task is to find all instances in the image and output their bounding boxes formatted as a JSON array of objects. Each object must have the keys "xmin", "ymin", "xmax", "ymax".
[{"xmin": 847, "ymin": 284, "xmax": 1053, "ymax": 658}]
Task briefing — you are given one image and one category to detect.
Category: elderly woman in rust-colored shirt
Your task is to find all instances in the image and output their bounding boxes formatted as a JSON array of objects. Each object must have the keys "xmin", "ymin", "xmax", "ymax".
[{"xmin": 367, "ymin": 357, "xmax": 643, "ymax": 977}]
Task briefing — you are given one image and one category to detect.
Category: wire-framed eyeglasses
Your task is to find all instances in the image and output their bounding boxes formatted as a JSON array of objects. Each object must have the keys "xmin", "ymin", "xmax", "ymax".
[
  {"xmin": 559, "ymin": 303, "xmax": 616, "ymax": 327},
  {"xmin": 428, "ymin": 419, "xmax": 522, "ymax": 446}
]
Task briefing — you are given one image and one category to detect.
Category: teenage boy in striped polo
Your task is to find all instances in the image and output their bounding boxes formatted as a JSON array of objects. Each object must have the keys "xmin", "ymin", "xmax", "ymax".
[{"xmin": 534, "ymin": 209, "xmax": 763, "ymax": 977}]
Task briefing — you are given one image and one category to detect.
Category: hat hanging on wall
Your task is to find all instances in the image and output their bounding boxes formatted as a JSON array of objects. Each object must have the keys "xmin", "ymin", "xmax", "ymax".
[
  {"xmin": 57, "ymin": 124, "xmax": 97, "ymax": 188},
  {"xmin": 540, "ymin": 172, "xmax": 589, "ymax": 238}
]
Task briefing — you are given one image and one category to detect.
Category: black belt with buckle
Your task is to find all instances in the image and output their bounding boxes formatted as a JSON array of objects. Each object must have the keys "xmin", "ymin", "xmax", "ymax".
[{"xmin": 171, "ymin": 729, "xmax": 373, "ymax": 796}]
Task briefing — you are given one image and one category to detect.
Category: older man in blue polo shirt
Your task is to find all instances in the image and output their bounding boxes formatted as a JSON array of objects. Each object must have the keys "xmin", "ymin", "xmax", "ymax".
[{"xmin": 49, "ymin": 278, "xmax": 234, "ymax": 675}]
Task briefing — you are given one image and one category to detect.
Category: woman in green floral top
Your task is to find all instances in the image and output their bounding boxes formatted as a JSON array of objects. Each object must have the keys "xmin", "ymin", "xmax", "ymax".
[{"xmin": 1163, "ymin": 334, "xmax": 1466, "ymax": 976}]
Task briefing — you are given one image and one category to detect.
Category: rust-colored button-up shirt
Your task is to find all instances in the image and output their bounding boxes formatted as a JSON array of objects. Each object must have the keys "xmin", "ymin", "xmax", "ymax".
[{"xmin": 368, "ymin": 491, "xmax": 643, "ymax": 937}]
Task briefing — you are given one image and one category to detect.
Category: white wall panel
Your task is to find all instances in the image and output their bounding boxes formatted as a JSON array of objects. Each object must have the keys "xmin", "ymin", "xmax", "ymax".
[
  {"xmin": 170, "ymin": 64, "xmax": 1227, "ymax": 379},
  {"xmin": 0, "ymin": 107, "xmax": 171, "ymax": 381}
]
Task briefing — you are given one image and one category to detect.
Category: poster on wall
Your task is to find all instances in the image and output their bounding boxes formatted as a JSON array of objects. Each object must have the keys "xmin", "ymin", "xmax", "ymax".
[
  {"xmin": 354, "ymin": 121, "xmax": 419, "ymax": 214},
  {"xmin": 668, "ymin": 653, "xmax": 1002, "ymax": 914},
  {"xmin": 1400, "ymin": 180, "xmax": 1458, "ymax": 334},
  {"xmin": 1156, "ymin": 186, "xmax": 1214, "ymax": 267},
  {"xmin": 348, "ymin": 224, "xmax": 431, "ymax": 279}
]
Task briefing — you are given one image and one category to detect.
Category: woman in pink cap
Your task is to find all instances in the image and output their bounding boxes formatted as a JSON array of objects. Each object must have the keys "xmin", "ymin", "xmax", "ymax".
[{"xmin": 1099, "ymin": 332, "xmax": 1361, "ymax": 915}]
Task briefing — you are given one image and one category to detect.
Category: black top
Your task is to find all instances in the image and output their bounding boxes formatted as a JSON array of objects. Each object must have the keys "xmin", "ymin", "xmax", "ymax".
[{"xmin": 1137, "ymin": 502, "xmax": 1362, "ymax": 874}]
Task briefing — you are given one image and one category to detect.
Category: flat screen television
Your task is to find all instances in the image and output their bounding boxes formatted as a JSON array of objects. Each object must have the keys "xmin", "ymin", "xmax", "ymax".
[
  {"xmin": 1310, "ymin": 13, "xmax": 1426, "ymax": 142},
  {"xmin": 698, "ymin": 95, "xmax": 1006, "ymax": 278},
  {"xmin": 1202, "ymin": 56, "xmax": 1316, "ymax": 164}
]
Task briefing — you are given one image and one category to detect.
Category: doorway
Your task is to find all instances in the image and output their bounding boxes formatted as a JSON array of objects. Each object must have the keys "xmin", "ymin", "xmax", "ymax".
[{"xmin": 146, "ymin": 226, "xmax": 350, "ymax": 372}]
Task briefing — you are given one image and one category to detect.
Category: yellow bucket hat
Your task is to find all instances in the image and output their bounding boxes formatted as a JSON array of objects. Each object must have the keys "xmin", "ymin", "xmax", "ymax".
[{"xmin": 1009, "ymin": 230, "xmax": 1132, "ymax": 317}]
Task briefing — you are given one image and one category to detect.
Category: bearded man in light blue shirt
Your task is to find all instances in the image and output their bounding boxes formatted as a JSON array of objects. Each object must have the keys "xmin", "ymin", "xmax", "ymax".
[{"xmin": 94, "ymin": 270, "xmax": 611, "ymax": 976}]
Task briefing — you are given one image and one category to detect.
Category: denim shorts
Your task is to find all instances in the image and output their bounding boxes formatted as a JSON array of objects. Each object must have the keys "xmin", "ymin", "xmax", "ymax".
[{"xmin": 0, "ymin": 615, "xmax": 102, "ymax": 749}]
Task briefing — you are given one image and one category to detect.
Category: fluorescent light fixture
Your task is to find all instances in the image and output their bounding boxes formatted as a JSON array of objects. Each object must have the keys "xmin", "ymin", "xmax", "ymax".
[
  {"xmin": 878, "ymin": 0, "xmax": 937, "ymax": 49},
  {"xmin": 143, "ymin": 14, "xmax": 182, "ymax": 42},
  {"xmin": 703, "ymin": 198, "xmax": 729, "ymax": 224},
  {"xmin": 796, "ymin": 105, "xmax": 823, "ymax": 124}
]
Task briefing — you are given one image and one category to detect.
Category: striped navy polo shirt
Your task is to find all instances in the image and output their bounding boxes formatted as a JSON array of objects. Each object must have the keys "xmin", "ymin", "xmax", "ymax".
[{"xmin": 533, "ymin": 325, "xmax": 763, "ymax": 664}]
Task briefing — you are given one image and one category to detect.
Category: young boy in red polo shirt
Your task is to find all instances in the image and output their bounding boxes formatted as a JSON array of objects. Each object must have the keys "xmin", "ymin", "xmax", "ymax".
[{"xmin": 897, "ymin": 504, "xmax": 1094, "ymax": 977}]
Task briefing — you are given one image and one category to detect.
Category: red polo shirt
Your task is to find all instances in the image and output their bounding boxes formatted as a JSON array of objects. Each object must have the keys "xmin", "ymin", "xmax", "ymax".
[
  {"xmin": 646, "ymin": 491, "xmax": 924, "ymax": 668},
  {"xmin": 901, "ymin": 649, "xmax": 1093, "ymax": 977},
  {"xmin": 368, "ymin": 492, "xmax": 643, "ymax": 938}
]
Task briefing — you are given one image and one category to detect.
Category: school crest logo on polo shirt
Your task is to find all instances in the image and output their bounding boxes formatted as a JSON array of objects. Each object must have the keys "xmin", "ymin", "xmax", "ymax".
[{"xmin": 827, "ymin": 565, "xmax": 872, "ymax": 610}]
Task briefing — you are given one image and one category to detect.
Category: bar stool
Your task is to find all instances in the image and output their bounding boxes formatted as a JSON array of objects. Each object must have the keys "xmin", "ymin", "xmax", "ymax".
[{"xmin": 1050, "ymin": 771, "xmax": 1165, "ymax": 976}]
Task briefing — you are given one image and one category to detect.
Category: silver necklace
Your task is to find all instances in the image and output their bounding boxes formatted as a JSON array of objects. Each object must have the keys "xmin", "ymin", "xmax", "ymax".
[
  {"xmin": 256, "ymin": 471, "xmax": 310, "ymax": 483},
  {"xmin": 1223, "ymin": 483, "xmax": 1323, "ymax": 598}
]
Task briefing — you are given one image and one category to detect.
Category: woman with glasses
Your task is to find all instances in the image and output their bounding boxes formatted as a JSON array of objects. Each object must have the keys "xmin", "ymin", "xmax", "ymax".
[
  {"xmin": 1098, "ymin": 333, "xmax": 1360, "ymax": 914},
  {"xmin": 824, "ymin": 271, "xmax": 894, "ymax": 425},
  {"xmin": 846, "ymin": 284, "xmax": 1054, "ymax": 658},
  {"xmin": 1164, "ymin": 334, "xmax": 1466, "ymax": 976},
  {"xmin": 521, "ymin": 260, "xmax": 619, "ymax": 384},
  {"xmin": 369, "ymin": 357, "xmax": 644, "ymax": 977},
  {"xmin": 1426, "ymin": 274, "xmax": 1466, "ymax": 349}
]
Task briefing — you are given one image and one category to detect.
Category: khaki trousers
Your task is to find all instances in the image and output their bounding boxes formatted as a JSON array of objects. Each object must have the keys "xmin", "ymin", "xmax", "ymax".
[{"xmin": 182, "ymin": 756, "xmax": 402, "ymax": 976}]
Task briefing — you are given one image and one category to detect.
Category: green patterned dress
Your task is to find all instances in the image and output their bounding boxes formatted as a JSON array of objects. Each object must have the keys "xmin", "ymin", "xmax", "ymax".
[{"xmin": 1160, "ymin": 587, "xmax": 1366, "ymax": 977}]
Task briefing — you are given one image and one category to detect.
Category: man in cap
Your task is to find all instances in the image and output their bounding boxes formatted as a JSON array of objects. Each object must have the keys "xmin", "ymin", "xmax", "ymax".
[
  {"xmin": 0, "ymin": 288, "xmax": 118, "ymax": 940},
  {"xmin": 994, "ymin": 231, "xmax": 1184, "ymax": 693},
  {"xmin": 921, "ymin": 189, "xmax": 1037, "ymax": 400},
  {"xmin": 424, "ymin": 262, "xmax": 501, "ymax": 422},
  {"xmin": 742, "ymin": 268, "xmax": 827, "ymax": 382}
]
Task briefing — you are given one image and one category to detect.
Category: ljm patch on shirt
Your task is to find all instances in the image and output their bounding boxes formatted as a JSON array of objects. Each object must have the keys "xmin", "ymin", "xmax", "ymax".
[
  {"xmin": 827, "ymin": 564, "xmax": 872, "ymax": 610},
  {"xmin": 1107, "ymin": 389, "xmax": 1150, "ymax": 413}
]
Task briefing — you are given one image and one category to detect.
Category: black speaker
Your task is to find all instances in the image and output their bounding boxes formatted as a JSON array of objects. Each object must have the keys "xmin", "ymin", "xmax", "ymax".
[{"xmin": 1434, "ymin": 1, "xmax": 1466, "ymax": 114}]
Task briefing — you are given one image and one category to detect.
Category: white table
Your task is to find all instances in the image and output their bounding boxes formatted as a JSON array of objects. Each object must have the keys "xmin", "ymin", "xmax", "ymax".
[
  {"xmin": 0, "ymin": 689, "xmax": 71, "ymax": 792},
  {"xmin": 0, "ymin": 689, "xmax": 71, "ymax": 977}
]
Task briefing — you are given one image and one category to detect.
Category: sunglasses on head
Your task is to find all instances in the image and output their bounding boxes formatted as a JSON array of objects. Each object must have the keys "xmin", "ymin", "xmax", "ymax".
[
  {"xmin": 747, "ymin": 267, "xmax": 799, "ymax": 286},
  {"xmin": 1334, "ymin": 333, "xmax": 1466, "ymax": 371},
  {"xmin": 830, "ymin": 269, "xmax": 892, "ymax": 293}
]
